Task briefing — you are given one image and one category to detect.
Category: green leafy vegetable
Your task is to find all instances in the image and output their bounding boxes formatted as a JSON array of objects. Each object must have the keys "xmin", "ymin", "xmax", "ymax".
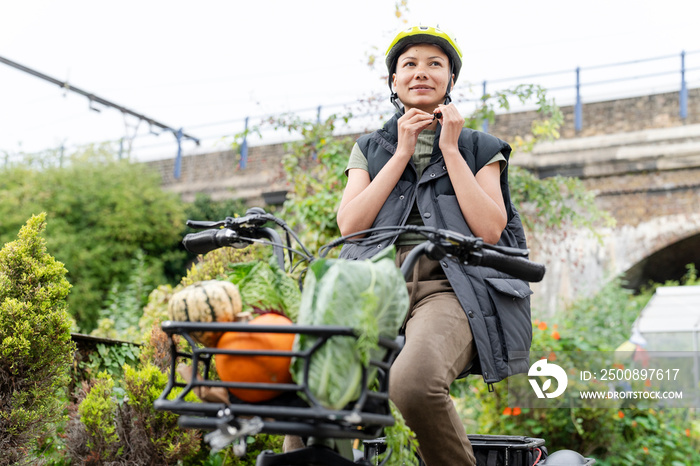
[
  {"xmin": 380, "ymin": 400, "xmax": 420, "ymax": 466},
  {"xmin": 227, "ymin": 257, "xmax": 301, "ymax": 321},
  {"xmin": 291, "ymin": 247, "xmax": 409, "ymax": 410}
]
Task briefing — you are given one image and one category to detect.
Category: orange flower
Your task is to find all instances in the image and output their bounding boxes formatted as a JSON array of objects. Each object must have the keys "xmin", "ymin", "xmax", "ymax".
[
  {"xmin": 642, "ymin": 446, "xmax": 649, "ymax": 454},
  {"xmin": 503, "ymin": 407, "xmax": 512, "ymax": 416},
  {"xmin": 618, "ymin": 410, "xmax": 625, "ymax": 419},
  {"xmin": 551, "ymin": 330, "xmax": 561, "ymax": 340},
  {"xmin": 538, "ymin": 321, "xmax": 548, "ymax": 331},
  {"xmin": 512, "ymin": 407, "xmax": 522, "ymax": 416},
  {"xmin": 644, "ymin": 379, "xmax": 652, "ymax": 387},
  {"xmin": 632, "ymin": 421, "xmax": 638, "ymax": 427},
  {"xmin": 548, "ymin": 351, "xmax": 557, "ymax": 361},
  {"xmin": 686, "ymin": 428, "xmax": 691, "ymax": 437}
]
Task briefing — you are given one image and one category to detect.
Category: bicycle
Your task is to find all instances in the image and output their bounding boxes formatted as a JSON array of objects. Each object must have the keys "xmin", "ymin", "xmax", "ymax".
[{"xmin": 154, "ymin": 208, "xmax": 593, "ymax": 465}]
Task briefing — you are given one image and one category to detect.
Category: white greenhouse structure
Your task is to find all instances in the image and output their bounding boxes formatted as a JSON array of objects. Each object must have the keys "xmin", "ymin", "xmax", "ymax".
[
  {"xmin": 630, "ymin": 286, "xmax": 700, "ymax": 404},
  {"xmin": 634, "ymin": 286, "xmax": 700, "ymax": 352}
]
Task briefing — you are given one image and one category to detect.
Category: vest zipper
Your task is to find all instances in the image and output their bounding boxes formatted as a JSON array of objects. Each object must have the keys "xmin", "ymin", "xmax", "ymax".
[{"xmin": 401, "ymin": 161, "xmax": 419, "ymax": 227}]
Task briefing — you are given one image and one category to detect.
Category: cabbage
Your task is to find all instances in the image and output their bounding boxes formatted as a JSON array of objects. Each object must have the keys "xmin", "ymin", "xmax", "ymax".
[{"xmin": 291, "ymin": 247, "xmax": 409, "ymax": 410}]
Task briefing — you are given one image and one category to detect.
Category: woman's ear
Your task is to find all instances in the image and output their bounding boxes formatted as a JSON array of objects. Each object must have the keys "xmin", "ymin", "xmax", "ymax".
[{"xmin": 392, "ymin": 73, "xmax": 398, "ymax": 89}]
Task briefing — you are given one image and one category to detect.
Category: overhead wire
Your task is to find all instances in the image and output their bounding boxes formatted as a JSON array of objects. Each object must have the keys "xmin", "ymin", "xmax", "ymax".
[{"xmin": 2, "ymin": 49, "xmax": 698, "ymax": 163}]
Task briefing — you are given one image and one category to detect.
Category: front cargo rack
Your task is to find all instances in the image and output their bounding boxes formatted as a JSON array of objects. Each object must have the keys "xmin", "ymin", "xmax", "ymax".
[{"xmin": 153, "ymin": 320, "xmax": 402, "ymax": 440}]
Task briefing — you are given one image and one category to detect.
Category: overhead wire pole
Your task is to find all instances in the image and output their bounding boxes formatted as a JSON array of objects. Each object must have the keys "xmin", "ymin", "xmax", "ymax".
[{"xmin": 0, "ymin": 55, "xmax": 200, "ymax": 177}]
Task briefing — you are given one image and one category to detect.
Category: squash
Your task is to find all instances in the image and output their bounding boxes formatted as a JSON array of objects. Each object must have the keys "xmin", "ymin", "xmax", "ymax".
[
  {"xmin": 168, "ymin": 280, "xmax": 242, "ymax": 347},
  {"xmin": 215, "ymin": 313, "xmax": 295, "ymax": 402}
]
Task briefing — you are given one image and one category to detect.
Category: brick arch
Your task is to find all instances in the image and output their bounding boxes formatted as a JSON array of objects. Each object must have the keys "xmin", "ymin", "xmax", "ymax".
[
  {"xmin": 606, "ymin": 213, "xmax": 700, "ymax": 282},
  {"xmin": 620, "ymin": 227, "xmax": 700, "ymax": 291},
  {"xmin": 530, "ymin": 213, "xmax": 700, "ymax": 315}
]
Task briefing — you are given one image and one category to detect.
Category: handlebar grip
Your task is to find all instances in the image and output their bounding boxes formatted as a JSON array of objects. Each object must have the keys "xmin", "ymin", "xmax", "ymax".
[
  {"xmin": 479, "ymin": 249, "xmax": 546, "ymax": 283},
  {"xmin": 182, "ymin": 229, "xmax": 232, "ymax": 255}
]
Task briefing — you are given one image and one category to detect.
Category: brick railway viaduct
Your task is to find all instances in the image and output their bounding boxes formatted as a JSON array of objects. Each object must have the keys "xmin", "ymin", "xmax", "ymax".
[{"xmin": 149, "ymin": 88, "xmax": 700, "ymax": 314}]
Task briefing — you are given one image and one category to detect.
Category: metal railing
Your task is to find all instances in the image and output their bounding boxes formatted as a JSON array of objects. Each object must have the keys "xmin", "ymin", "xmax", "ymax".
[
  {"xmin": 232, "ymin": 50, "xmax": 700, "ymax": 172},
  {"xmin": 3, "ymin": 50, "xmax": 699, "ymax": 175}
]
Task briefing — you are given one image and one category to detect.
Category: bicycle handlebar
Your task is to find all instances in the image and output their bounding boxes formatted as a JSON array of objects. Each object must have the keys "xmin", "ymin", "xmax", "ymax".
[
  {"xmin": 183, "ymin": 212, "xmax": 546, "ymax": 283},
  {"xmin": 478, "ymin": 248, "xmax": 545, "ymax": 282},
  {"xmin": 182, "ymin": 208, "xmax": 313, "ymax": 270},
  {"xmin": 328, "ymin": 225, "xmax": 546, "ymax": 283},
  {"xmin": 182, "ymin": 229, "xmax": 242, "ymax": 255}
]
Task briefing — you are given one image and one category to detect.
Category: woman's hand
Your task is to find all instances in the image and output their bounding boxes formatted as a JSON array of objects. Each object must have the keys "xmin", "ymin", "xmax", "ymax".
[
  {"xmin": 434, "ymin": 103, "xmax": 463, "ymax": 153},
  {"xmin": 434, "ymin": 103, "xmax": 508, "ymax": 244},
  {"xmin": 395, "ymin": 108, "xmax": 435, "ymax": 158}
]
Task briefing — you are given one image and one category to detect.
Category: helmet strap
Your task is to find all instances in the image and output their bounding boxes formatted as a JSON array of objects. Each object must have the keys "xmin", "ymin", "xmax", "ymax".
[
  {"xmin": 390, "ymin": 91, "xmax": 404, "ymax": 114},
  {"xmin": 443, "ymin": 62, "xmax": 455, "ymax": 105},
  {"xmin": 388, "ymin": 68, "xmax": 405, "ymax": 114},
  {"xmin": 444, "ymin": 90, "xmax": 453, "ymax": 106}
]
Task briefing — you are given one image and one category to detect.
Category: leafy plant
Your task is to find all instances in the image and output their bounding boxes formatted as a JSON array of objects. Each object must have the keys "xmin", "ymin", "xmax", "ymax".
[
  {"xmin": 454, "ymin": 274, "xmax": 700, "ymax": 464},
  {"xmin": 91, "ymin": 249, "xmax": 154, "ymax": 343},
  {"xmin": 79, "ymin": 343, "xmax": 141, "ymax": 385},
  {"xmin": 228, "ymin": 258, "xmax": 302, "ymax": 321},
  {"xmin": 464, "ymin": 83, "xmax": 615, "ymax": 241},
  {"xmin": 182, "ymin": 243, "xmax": 267, "ymax": 287},
  {"xmin": 201, "ymin": 434, "xmax": 284, "ymax": 465},
  {"xmin": 0, "ymin": 214, "xmax": 74, "ymax": 465},
  {"xmin": 466, "ymin": 84, "xmax": 563, "ymax": 144},
  {"xmin": 379, "ymin": 401, "xmax": 420, "ymax": 466},
  {"xmin": 509, "ymin": 167, "xmax": 614, "ymax": 240}
]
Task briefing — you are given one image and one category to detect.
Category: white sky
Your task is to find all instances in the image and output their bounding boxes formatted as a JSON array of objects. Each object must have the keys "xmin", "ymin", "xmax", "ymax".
[{"xmin": 1, "ymin": 0, "xmax": 698, "ymax": 162}]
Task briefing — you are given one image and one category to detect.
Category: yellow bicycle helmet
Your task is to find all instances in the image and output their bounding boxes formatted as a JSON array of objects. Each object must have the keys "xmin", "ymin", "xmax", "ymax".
[
  {"xmin": 384, "ymin": 25, "xmax": 463, "ymax": 112},
  {"xmin": 385, "ymin": 25, "xmax": 463, "ymax": 81}
]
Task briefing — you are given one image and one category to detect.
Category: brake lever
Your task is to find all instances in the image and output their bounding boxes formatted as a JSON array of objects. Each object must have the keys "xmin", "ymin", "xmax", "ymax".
[
  {"xmin": 188, "ymin": 208, "xmax": 271, "ymax": 231},
  {"xmin": 435, "ymin": 228, "xmax": 529, "ymax": 258},
  {"xmin": 225, "ymin": 207, "xmax": 272, "ymax": 229},
  {"xmin": 434, "ymin": 229, "xmax": 480, "ymax": 248},
  {"xmin": 186, "ymin": 219, "xmax": 226, "ymax": 229}
]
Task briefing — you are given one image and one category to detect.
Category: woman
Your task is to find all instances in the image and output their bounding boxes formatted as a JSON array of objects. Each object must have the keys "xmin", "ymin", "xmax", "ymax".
[{"xmin": 337, "ymin": 26, "xmax": 533, "ymax": 465}]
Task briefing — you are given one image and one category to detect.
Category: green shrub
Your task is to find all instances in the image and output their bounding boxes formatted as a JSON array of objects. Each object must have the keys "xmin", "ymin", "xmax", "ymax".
[
  {"xmin": 91, "ymin": 250, "xmax": 154, "ymax": 343},
  {"xmin": 78, "ymin": 373, "xmax": 121, "ymax": 455},
  {"xmin": 0, "ymin": 214, "xmax": 74, "ymax": 465},
  {"xmin": 67, "ymin": 364, "xmax": 201, "ymax": 464},
  {"xmin": 0, "ymin": 148, "xmax": 186, "ymax": 332}
]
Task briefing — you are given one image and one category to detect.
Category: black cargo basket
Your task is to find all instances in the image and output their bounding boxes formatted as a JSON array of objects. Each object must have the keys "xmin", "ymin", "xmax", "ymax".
[
  {"xmin": 153, "ymin": 320, "xmax": 402, "ymax": 440},
  {"xmin": 469, "ymin": 434, "xmax": 547, "ymax": 466},
  {"xmin": 364, "ymin": 434, "xmax": 549, "ymax": 466}
]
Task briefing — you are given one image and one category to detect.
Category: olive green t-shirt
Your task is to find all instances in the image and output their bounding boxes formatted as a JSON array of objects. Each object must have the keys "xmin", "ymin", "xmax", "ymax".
[{"xmin": 345, "ymin": 130, "xmax": 506, "ymax": 245}]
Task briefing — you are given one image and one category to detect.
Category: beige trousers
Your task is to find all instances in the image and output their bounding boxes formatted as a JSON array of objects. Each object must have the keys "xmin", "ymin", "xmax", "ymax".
[{"xmin": 390, "ymin": 246, "xmax": 477, "ymax": 466}]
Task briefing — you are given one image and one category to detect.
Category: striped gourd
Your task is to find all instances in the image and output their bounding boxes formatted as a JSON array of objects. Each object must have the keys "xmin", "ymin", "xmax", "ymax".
[{"xmin": 168, "ymin": 280, "xmax": 242, "ymax": 347}]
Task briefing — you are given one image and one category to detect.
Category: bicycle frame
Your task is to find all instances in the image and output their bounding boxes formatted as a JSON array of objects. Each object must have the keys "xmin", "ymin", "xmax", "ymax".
[{"xmin": 154, "ymin": 208, "xmax": 548, "ymax": 465}]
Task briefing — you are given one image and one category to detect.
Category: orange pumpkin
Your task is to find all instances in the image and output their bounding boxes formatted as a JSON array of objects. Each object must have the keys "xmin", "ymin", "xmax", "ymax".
[{"xmin": 215, "ymin": 313, "xmax": 295, "ymax": 402}]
